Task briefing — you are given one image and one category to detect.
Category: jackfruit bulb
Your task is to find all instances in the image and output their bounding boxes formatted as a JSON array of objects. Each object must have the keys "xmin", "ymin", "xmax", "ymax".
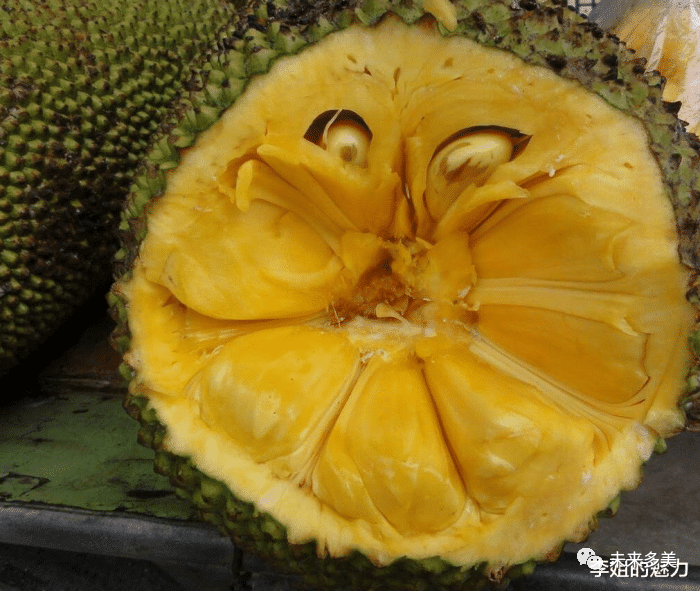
[
  {"xmin": 604, "ymin": 0, "xmax": 700, "ymax": 135},
  {"xmin": 0, "ymin": 0, "xmax": 240, "ymax": 373},
  {"xmin": 112, "ymin": 0, "xmax": 700, "ymax": 588}
]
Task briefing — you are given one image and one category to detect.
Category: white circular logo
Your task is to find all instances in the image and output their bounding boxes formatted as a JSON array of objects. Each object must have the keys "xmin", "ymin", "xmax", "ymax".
[
  {"xmin": 587, "ymin": 555, "xmax": 604, "ymax": 570},
  {"xmin": 577, "ymin": 547, "xmax": 595, "ymax": 565}
]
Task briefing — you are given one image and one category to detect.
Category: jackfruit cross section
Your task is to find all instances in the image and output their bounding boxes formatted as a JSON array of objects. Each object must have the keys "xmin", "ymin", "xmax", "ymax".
[{"xmin": 124, "ymin": 18, "xmax": 693, "ymax": 567}]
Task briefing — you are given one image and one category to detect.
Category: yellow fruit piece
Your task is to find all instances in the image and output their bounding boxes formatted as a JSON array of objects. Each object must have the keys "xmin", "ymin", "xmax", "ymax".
[
  {"xmin": 140, "ymin": 189, "xmax": 345, "ymax": 319},
  {"xmin": 314, "ymin": 353, "xmax": 467, "ymax": 535},
  {"xmin": 610, "ymin": 0, "xmax": 700, "ymax": 133},
  {"xmin": 193, "ymin": 325, "xmax": 361, "ymax": 479}
]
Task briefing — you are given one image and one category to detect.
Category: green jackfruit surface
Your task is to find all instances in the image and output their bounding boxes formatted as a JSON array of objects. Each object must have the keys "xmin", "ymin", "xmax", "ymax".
[
  {"xmin": 111, "ymin": 0, "xmax": 700, "ymax": 588},
  {"xmin": 0, "ymin": 0, "xmax": 243, "ymax": 373}
]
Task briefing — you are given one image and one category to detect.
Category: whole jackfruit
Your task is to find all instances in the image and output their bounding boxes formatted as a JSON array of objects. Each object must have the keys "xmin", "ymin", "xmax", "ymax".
[
  {"xmin": 0, "ymin": 0, "xmax": 243, "ymax": 373},
  {"xmin": 111, "ymin": 0, "xmax": 700, "ymax": 588}
]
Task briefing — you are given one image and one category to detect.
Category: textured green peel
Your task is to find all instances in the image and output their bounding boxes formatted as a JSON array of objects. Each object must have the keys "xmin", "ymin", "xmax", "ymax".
[{"xmin": 0, "ymin": 0, "xmax": 245, "ymax": 373}]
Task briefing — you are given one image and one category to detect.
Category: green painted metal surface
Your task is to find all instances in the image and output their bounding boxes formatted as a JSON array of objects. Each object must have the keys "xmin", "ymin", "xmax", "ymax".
[
  {"xmin": 0, "ymin": 392, "xmax": 192, "ymax": 519},
  {"xmin": 0, "ymin": 315, "xmax": 232, "ymax": 571}
]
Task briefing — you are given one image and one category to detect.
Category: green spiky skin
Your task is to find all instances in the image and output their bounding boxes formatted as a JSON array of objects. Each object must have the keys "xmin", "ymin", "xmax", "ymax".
[
  {"xmin": 0, "ymin": 0, "xmax": 247, "ymax": 374},
  {"xmin": 110, "ymin": 0, "xmax": 700, "ymax": 588}
]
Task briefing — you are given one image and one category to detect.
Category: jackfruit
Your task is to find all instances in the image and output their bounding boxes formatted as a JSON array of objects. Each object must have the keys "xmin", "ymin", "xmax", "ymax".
[
  {"xmin": 0, "ymin": 0, "xmax": 242, "ymax": 373},
  {"xmin": 600, "ymin": 0, "xmax": 700, "ymax": 135},
  {"xmin": 111, "ymin": 0, "xmax": 700, "ymax": 588}
]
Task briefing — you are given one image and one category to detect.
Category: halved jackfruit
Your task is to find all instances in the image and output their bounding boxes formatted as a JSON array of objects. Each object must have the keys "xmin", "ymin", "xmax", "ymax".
[{"xmin": 111, "ymin": 0, "xmax": 700, "ymax": 588}]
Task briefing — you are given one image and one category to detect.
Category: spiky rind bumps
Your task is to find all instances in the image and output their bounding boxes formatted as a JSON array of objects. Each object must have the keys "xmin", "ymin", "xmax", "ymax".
[
  {"xmin": 0, "ymin": 0, "xmax": 245, "ymax": 373},
  {"xmin": 110, "ymin": 0, "xmax": 700, "ymax": 588}
]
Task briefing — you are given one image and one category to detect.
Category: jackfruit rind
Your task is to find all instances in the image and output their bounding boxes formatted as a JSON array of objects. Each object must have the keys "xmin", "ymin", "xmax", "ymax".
[
  {"xmin": 0, "ymin": 0, "xmax": 244, "ymax": 373},
  {"xmin": 111, "ymin": 0, "xmax": 700, "ymax": 588}
]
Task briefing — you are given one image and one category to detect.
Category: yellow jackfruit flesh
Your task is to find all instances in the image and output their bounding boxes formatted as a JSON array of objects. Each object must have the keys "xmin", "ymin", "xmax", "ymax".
[
  {"xmin": 607, "ymin": 0, "xmax": 700, "ymax": 134},
  {"xmin": 119, "ymin": 13, "xmax": 695, "ymax": 576}
]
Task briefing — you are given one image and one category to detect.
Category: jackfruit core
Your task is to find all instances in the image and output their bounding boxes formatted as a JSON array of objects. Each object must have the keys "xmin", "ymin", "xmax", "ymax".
[{"xmin": 122, "ymin": 19, "xmax": 694, "ymax": 567}]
